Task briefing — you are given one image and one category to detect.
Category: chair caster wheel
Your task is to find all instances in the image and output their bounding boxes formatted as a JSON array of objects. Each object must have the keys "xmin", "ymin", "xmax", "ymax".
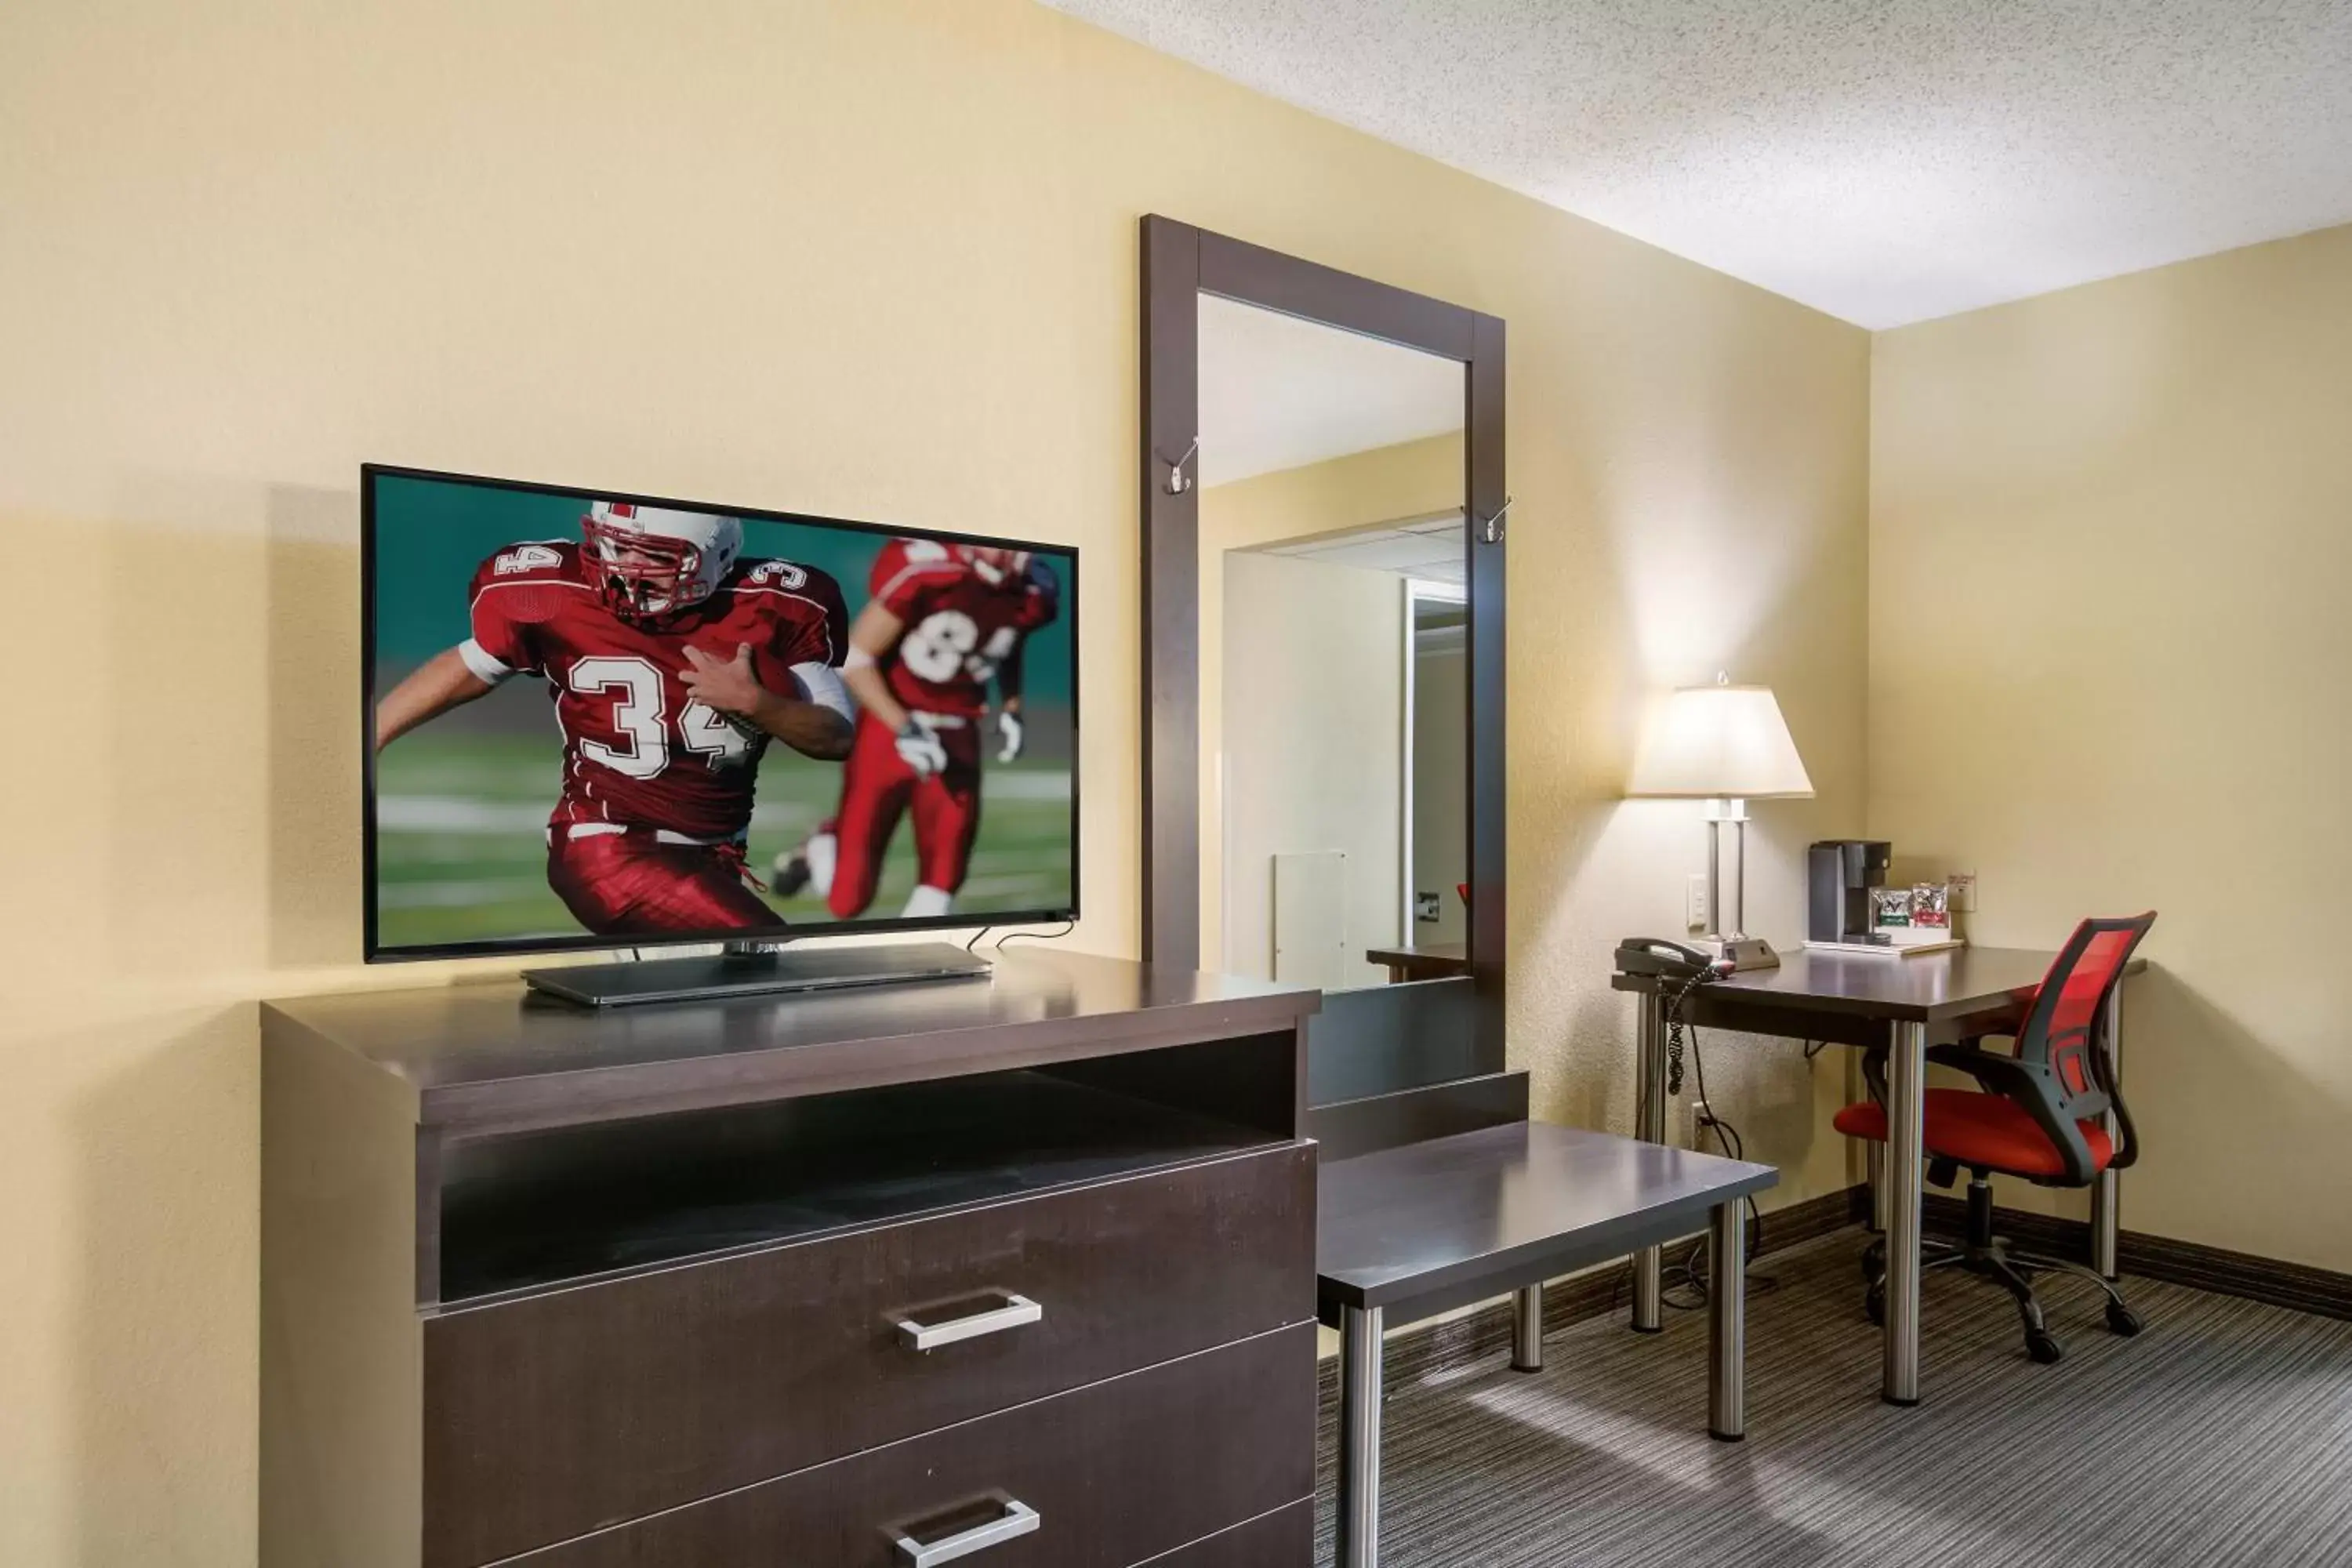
[
  {"xmin": 1864, "ymin": 1282, "xmax": 1885, "ymax": 1327},
  {"xmin": 2025, "ymin": 1328, "xmax": 2064, "ymax": 1364},
  {"xmin": 2105, "ymin": 1303, "xmax": 2143, "ymax": 1338}
]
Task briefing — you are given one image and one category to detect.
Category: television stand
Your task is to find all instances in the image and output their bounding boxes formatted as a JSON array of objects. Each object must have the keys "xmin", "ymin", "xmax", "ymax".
[
  {"xmin": 523, "ymin": 938, "xmax": 991, "ymax": 1007},
  {"xmin": 261, "ymin": 952, "xmax": 1323, "ymax": 1567}
]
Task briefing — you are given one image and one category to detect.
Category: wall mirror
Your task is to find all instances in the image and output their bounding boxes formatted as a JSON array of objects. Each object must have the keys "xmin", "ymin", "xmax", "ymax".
[
  {"xmin": 1195, "ymin": 294, "xmax": 1467, "ymax": 991},
  {"xmin": 1140, "ymin": 216, "xmax": 1508, "ymax": 1070}
]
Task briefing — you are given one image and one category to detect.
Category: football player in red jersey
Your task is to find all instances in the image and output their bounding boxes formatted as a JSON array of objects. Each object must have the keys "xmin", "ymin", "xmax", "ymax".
[
  {"xmin": 374, "ymin": 501, "xmax": 853, "ymax": 936},
  {"xmin": 773, "ymin": 538, "xmax": 1058, "ymax": 920}
]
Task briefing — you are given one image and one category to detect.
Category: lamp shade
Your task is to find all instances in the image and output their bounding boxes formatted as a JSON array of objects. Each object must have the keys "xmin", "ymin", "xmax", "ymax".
[{"xmin": 1626, "ymin": 682, "xmax": 1814, "ymax": 800}]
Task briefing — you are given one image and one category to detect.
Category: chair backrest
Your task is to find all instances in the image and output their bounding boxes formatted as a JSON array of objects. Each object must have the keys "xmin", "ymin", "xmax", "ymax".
[{"xmin": 2009, "ymin": 913, "xmax": 2156, "ymax": 1174}]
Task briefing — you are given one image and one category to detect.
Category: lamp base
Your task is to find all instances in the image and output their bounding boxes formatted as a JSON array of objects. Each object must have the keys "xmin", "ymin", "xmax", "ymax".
[{"xmin": 1703, "ymin": 935, "xmax": 1783, "ymax": 972}]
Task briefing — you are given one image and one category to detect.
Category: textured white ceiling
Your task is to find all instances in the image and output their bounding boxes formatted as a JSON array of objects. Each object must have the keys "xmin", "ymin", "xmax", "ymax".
[
  {"xmin": 1198, "ymin": 293, "xmax": 1463, "ymax": 485},
  {"xmin": 1047, "ymin": 0, "xmax": 2352, "ymax": 327},
  {"xmin": 1261, "ymin": 511, "xmax": 1468, "ymax": 584}
]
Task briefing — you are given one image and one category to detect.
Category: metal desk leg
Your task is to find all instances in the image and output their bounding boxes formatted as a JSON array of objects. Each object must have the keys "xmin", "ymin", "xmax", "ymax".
[
  {"xmin": 1512, "ymin": 1283, "xmax": 1544, "ymax": 1372},
  {"xmin": 1632, "ymin": 993, "xmax": 1668, "ymax": 1332},
  {"xmin": 1338, "ymin": 1305, "xmax": 1384, "ymax": 1568},
  {"xmin": 2092, "ymin": 985, "xmax": 2124, "ymax": 1279},
  {"xmin": 1708, "ymin": 1199, "xmax": 1747, "ymax": 1440},
  {"xmin": 1884, "ymin": 1022, "xmax": 1926, "ymax": 1406}
]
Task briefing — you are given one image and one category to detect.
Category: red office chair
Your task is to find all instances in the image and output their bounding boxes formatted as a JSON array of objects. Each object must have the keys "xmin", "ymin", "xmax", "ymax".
[{"xmin": 1833, "ymin": 913, "xmax": 2154, "ymax": 1363}]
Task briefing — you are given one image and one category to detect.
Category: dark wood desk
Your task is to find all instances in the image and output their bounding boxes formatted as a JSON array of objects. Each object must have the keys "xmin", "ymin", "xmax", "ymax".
[
  {"xmin": 1318, "ymin": 1123, "xmax": 1776, "ymax": 1568},
  {"xmin": 1364, "ymin": 941, "xmax": 1469, "ymax": 983},
  {"xmin": 1612, "ymin": 946, "xmax": 2141, "ymax": 1406}
]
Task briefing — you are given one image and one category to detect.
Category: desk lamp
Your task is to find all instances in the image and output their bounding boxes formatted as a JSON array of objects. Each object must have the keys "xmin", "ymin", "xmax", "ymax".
[{"xmin": 1627, "ymin": 674, "xmax": 1814, "ymax": 971}]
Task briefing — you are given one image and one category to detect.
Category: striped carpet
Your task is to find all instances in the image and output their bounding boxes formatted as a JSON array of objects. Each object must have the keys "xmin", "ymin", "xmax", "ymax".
[{"xmin": 1315, "ymin": 1226, "xmax": 2352, "ymax": 1566}]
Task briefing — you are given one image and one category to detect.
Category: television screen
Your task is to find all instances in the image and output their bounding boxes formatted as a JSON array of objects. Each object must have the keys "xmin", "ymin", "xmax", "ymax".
[{"xmin": 364, "ymin": 465, "xmax": 1077, "ymax": 960}]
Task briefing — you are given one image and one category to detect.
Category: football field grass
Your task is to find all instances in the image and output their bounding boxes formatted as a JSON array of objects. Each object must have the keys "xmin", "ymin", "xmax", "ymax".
[{"xmin": 373, "ymin": 731, "xmax": 1075, "ymax": 949}]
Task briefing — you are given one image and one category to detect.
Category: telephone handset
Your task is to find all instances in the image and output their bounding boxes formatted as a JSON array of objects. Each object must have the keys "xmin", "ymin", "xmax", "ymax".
[{"xmin": 1614, "ymin": 937, "xmax": 1733, "ymax": 981}]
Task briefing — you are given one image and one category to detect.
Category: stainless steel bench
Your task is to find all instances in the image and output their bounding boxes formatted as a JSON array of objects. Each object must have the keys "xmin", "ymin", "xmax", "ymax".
[{"xmin": 1317, "ymin": 1121, "xmax": 1779, "ymax": 1568}]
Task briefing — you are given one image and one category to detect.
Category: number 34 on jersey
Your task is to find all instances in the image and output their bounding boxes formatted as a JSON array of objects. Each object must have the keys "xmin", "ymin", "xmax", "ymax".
[{"xmin": 563, "ymin": 655, "xmax": 754, "ymax": 779}]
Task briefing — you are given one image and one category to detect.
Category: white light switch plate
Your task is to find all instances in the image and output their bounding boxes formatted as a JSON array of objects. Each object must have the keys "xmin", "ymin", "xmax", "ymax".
[
  {"xmin": 1686, "ymin": 874, "xmax": 1709, "ymax": 931},
  {"xmin": 1949, "ymin": 870, "xmax": 1978, "ymax": 913}
]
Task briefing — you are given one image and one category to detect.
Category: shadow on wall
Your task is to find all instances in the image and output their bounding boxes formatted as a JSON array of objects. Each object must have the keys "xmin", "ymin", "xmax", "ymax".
[
  {"xmin": 267, "ymin": 485, "xmax": 365, "ymax": 969},
  {"xmin": 88, "ymin": 479, "xmax": 364, "ymax": 979},
  {"xmin": 69, "ymin": 1001, "xmax": 260, "ymax": 1566},
  {"xmin": 57, "ymin": 479, "xmax": 358, "ymax": 1562}
]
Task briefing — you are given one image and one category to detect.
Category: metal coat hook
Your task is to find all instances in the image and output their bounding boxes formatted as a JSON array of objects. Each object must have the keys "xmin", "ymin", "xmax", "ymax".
[
  {"xmin": 1479, "ymin": 495, "xmax": 1515, "ymax": 544},
  {"xmin": 1161, "ymin": 436, "xmax": 1200, "ymax": 495}
]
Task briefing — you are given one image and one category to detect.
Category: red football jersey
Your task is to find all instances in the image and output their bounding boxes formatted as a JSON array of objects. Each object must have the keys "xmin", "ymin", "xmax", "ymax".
[
  {"xmin": 466, "ymin": 540, "xmax": 848, "ymax": 840},
  {"xmin": 868, "ymin": 539, "xmax": 1060, "ymax": 720}
]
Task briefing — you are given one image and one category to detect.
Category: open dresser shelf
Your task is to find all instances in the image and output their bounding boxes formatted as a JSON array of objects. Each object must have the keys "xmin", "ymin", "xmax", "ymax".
[{"xmin": 437, "ymin": 1069, "xmax": 1287, "ymax": 1304}]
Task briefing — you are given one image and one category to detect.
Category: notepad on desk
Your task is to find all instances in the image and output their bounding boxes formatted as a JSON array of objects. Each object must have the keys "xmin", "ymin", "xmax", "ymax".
[{"xmin": 1803, "ymin": 934, "xmax": 1965, "ymax": 958}]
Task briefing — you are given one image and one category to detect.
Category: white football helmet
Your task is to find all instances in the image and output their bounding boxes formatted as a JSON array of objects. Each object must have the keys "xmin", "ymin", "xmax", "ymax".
[
  {"xmin": 956, "ymin": 543, "xmax": 1033, "ymax": 587},
  {"xmin": 581, "ymin": 501, "xmax": 743, "ymax": 619}
]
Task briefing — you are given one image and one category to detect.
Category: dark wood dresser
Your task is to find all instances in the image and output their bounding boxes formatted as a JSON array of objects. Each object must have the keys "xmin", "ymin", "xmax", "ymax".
[{"xmin": 260, "ymin": 952, "xmax": 1323, "ymax": 1568}]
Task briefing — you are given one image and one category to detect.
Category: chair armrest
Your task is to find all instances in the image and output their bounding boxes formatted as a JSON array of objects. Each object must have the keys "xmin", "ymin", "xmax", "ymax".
[
  {"xmin": 1930, "ymin": 1047, "xmax": 2105, "ymax": 1186},
  {"xmin": 1928, "ymin": 1044, "xmax": 2036, "ymax": 1094},
  {"xmin": 2106, "ymin": 1087, "xmax": 2141, "ymax": 1171}
]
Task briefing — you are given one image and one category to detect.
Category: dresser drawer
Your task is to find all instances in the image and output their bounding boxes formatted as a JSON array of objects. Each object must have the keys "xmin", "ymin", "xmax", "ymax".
[
  {"xmin": 1136, "ymin": 1501, "xmax": 1312, "ymax": 1567},
  {"xmin": 512, "ymin": 1323, "xmax": 1316, "ymax": 1568},
  {"xmin": 423, "ymin": 1142, "xmax": 1314, "ymax": 1568}
]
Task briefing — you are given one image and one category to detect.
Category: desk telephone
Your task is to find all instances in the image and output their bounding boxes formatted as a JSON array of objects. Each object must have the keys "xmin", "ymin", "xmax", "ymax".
[
  {"xmin": 1613, "ymin": 937, "xmax": 1734, "ymax": 982},
  {"xmin": 1615, "ymin": 938, "xmax": 1733, "ymax": 1098}
]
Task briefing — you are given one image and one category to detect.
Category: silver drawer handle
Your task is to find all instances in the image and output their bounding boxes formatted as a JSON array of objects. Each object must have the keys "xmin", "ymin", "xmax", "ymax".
[
  {"xmin": 895, "ymin": 1294, "xmax": 1042, "ymax": 1351},
  {"xmin": 892, "ymin": 1500, "xmax": 1040, "ymax": 1566}
]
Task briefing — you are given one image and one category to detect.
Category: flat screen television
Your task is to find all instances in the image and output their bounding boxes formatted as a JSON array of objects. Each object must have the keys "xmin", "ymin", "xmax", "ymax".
[{"xmin": 363, "ymin": 464, "xmax": 1078, "ymax": 962}]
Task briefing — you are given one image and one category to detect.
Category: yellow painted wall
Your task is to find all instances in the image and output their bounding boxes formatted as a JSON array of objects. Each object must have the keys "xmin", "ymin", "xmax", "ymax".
[
  {"xmin": 1869, "ymin": 223, "xmax": 2352, "ymax": 1269},
  {"xmin": 0, "ymin": 1, "xmax": 1869, "ymax": 1559}
]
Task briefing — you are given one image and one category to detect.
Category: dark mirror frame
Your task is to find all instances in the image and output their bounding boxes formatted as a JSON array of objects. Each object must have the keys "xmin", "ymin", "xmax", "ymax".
[{"xmin": 1138, "ymin": 216, "xmax": 1507, "ymax": 1065}]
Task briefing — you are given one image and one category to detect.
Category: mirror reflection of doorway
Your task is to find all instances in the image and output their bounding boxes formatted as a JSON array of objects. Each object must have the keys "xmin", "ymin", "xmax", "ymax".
[{"xmin": 1193, "ymin": 295, "xmax": 1466, "ymax": 992}]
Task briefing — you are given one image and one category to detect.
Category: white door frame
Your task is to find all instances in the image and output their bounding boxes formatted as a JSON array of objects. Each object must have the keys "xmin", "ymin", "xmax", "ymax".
[{"xmin": 1401, "ymin": 577, "xmax": 1468, "ymax": 942}]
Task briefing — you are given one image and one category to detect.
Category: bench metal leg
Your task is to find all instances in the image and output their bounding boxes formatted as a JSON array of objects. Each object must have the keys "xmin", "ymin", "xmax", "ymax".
[
  {"xmin": 1632, "ymin": 992, "xmax": 1668, "ymax": 1332},
  {"xmin": 1708, "ymin": 1199, "xmax": 1746, "ymax": 1440},
  {"xmin": 1338, "ymin": 1304, "xmax": 1383, "ymax": 1568},
  {"xmin": 1512, "ymin": 1283, "xmax": 1544, "ymax": 1372}
]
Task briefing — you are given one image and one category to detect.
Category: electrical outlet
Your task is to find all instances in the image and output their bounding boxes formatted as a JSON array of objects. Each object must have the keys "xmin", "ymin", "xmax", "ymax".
[
  {"xmin": 1686, "ymin": 874, "xmax": 1709, "ymax": 931},
  {"xmin": 1685, "ymin": 1098, "xmax": 1715, "ymax": 1149},
  {"xmin": 1948, "ymin": 870, "xmax": 1978, "ymax": 913}
]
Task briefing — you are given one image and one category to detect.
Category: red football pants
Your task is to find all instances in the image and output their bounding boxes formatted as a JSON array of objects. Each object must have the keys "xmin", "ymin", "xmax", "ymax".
[
  {"xmin": 826, "ymin": 712, "xmax": 982, "ymax": 919},
  {"xmin": 546, "ymin": 829, "xmax": 784, "ymax": 936}
]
